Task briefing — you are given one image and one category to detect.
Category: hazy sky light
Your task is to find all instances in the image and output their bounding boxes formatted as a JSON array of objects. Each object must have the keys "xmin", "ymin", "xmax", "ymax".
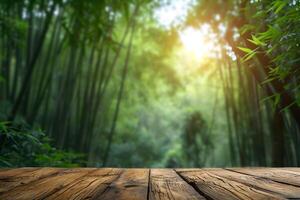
[{"xmin": 154, "ymin": 0, "xmax": 196, "ymax": 28}]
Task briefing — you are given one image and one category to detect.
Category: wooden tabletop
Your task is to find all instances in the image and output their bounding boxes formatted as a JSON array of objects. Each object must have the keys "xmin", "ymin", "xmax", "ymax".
[{"xmin": 0, "ymin": 168, "xmax": 300, "ymax": 199}]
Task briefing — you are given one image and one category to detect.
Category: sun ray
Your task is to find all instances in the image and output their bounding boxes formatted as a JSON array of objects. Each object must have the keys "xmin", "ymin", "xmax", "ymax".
[{"xmin": 179, "ymin": 25, "xmax": 220, "ymax": 62}]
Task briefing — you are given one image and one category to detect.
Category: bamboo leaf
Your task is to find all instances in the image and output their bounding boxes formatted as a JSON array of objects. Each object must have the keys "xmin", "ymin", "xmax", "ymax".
[
  {"xmin": 274, "ymin": 1, "xmax": 287, "ymax": 14},
  {"xmin": 248, "ymin": 35, "xmax": 266, "ymax": 46},
  {"xmin": 274, "ymin": 93, "xmax": 280, "ymax": 107},
  {"xmin": 243, "ymin": 51, "xmax": 256, "ymax": 61},
  {"xmin": 237, "ymin": 47, "xmax": 253, "ymax": 54}
]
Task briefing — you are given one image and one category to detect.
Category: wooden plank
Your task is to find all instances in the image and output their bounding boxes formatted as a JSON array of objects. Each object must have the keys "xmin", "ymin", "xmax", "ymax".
[
  {"xmin": 279, "ymin": 167, "xmax": 300, "ymax": 174},
  {"xmin": 0, "ymin": 167, "xmax": 62, "ymax": 193},
  {"xmin": 0, "ymin": 168, "xmax": 13, "ymax": 172},
  {"xmin": 176, "ymin": 169, "xmax": 284, "ymax": 200},
  {"xmin": 0, "ymin": 167, "xmax": 39, "ymax": 177},
  {"xmin": 229, "ymin": 168, "xmax": 300, "ymax": 187},
  {"xmin": 0, "ymin": 168, "xmax": 95, "ymax": 200},
  {"xmin": 149, "ymin": 169, "xmax": 205, "ymax": 200},
  {"xmin": 0, "ymin": 167, "xmax": 299, "ymax": 200},
  {"xmin": 98, "ymin": 168, "xmax": 149, "ymax": 200},
  {"xmin": 206, "ymin": 168, "xmax": 300, "ymax": 199},
  {"xmin": 45, "ymin": 168, "xmax": 123, "ymax": 200}
]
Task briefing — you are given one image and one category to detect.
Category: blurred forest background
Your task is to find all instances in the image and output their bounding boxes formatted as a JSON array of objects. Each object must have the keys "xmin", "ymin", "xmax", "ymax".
[{"xmin": 1, "ymin": 0, "xmax": 300, "ymax": 168}]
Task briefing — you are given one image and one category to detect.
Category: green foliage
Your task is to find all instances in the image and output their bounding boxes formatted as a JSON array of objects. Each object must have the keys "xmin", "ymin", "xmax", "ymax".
[
  {"xmin": 0, "ymin": 122, "xmax": 85, "ymax": 167},
  {"xmin": 250, "ymin": 0, "xmax": 300, "ymax": 108},
  {"xmin": 237, "ymin": 46, "xmax": 258, "ymax": 62},
  {"xmin": 1, "ymin": 0, "xmax": 300, "ymax": 168}
]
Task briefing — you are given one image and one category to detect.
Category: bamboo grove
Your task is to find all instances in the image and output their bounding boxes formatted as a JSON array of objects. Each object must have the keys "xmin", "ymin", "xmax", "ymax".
[
  {"xmin": 1, "ymin": 0, "xmax": 300, "ymax": 167},
  {"xmin": 0, "ymin": 0, "xmax": 147, "ymax": 166},
  {"xmin": 196, "ymin": 0, "xmax": 300, "ymax": 166}
]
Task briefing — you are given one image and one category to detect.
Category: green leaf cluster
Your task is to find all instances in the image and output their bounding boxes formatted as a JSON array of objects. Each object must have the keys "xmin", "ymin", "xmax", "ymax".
[{"xmin": 0, "ymin": 121, "xmax": 84, "ymax": 167}]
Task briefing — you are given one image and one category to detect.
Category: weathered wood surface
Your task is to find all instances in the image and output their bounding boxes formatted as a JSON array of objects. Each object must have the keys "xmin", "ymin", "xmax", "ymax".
[
  {"xmin": 0, "ymin": 168, "xmax": 300, "ymax": 200},
  {"xmin": 149, "ymin": 169, "xmax": 205, "ymax": 200}
]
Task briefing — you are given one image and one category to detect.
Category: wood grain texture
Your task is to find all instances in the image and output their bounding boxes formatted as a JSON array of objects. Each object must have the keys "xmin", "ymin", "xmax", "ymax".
[
  {"xmin": 0, "ymin": 168, "xmax": 95, "ymax": 200},
  {"xmin": 98, "ymin": 168, "xmax": 149, "ymax": 200},
  {"xmin": 149, "ymin": 169, "xmax": 206, "ymax": 200},
  {"xmin": 0, "ymin": 167, "xmax": 62, "ymax": 193},
  {"xmin": 229, "ymin": 168, "xmax": 300, "ymax": 187},
  {"xmin": 279, "ymin": 167, "xmax": 300, "ymax": 174},
  {"xmin": 1, "ymin": 167, "xmax": 300, "ymax": 200},
  {"xmin": 0, "ymin": 167, "xmax": 40, "ymax": 177},
  {"xmin": 207, "ymin": 168, "xmax": 300, "ymax": 199},
  {"xmin": 176, "ymin": 169, "xmax": 284, "ymax": 200},
  {"xmin": 45, "ymin": 168, "xmax": 123, "ymax": 200}
]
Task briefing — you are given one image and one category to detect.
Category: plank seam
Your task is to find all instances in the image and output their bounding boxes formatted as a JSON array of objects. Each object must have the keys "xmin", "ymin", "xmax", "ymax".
[
  {"xmin": 94, "ymin": 168, "xmax": 125, "ymax": 198},
  {"xmin": 200, "ymin": 172, "xmax": 256, "ymax": 200},
  {"xmin": 174, "ymin": 169, "xmax": 212, "ymax": 200},
  {"xmin": 178, "ymin": 170, "xmax": 284, "ymax": 199},
  {"xmin": 147, "ymin": 169, "xmax": 151, "ymax": 200}
]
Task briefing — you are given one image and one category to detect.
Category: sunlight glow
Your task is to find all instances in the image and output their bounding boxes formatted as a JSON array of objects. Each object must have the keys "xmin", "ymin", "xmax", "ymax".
[{"xmin": 180, "ymin": 25, "xmax": 220, "ymax": 61}]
